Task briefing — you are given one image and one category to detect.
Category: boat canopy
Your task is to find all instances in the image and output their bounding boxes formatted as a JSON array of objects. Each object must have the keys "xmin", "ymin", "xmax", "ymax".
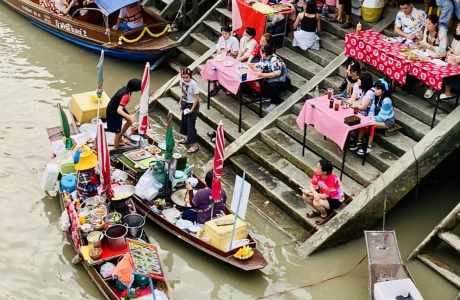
[{"xmin": 93, "ymin": 0, "xmax": 140, "ymax": 15}]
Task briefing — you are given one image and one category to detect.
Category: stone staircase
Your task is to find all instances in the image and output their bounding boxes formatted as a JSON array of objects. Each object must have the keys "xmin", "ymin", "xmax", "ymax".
[
  {"xmin": 149, "ymin": 5, "xmax": 459, "ymax": 243},
  {"xmin": 408, "ymin": 203, "xmax": 460, "ymax": 289}
]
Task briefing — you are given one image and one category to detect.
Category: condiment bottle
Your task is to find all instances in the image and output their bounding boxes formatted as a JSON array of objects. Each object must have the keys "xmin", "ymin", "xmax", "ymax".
[
  {"xmin": 356, "ymin": 22, "xmax": 362, "ymax": 36},
  {"xmin": 75, "ymin": 198, "xmax": 81, "ymax": 211},
  {"xmin": 314, "ymin": 85, "xmax": 319, "ymax": 99}
]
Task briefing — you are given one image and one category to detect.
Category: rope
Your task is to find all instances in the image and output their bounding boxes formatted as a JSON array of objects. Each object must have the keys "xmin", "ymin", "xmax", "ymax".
[
  {"xmin": 118, "ymin": 25, "xmax": 170, "ymax": 45},
  {"xmin": 170, "ymin": 0, "xmax": 187, "ymax": 29},
  {"xmin": 255, "ymin": 254, "xmax": 368, "ymax": 299}
]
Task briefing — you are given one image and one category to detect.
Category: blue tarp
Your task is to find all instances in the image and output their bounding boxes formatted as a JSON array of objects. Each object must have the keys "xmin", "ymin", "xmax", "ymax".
[{"xmin": 93, "ymin": 0, "xmax": 140, "ymax": 15}]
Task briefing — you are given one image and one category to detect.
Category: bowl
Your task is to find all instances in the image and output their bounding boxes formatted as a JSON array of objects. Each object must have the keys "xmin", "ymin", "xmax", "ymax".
[
  {"xmin": 81, "ymin": 223, "xmax": 92, "ymax": 233},
  {"xmin": 91, "ymin": 206, "xmax": 107, "ymax": 219},
  {"xmin": 107, "ymin": 212, "xmax": 122, "ymax": 225},
  {"xmin": 84, "ymin": 197, "xmax": 101, "ymax": 209},
  {"xmin": 112, "ymin": 185, "xmax": 136, "ymax": 201},
  {"xmin": 89, "ymin": 248, "xmax": 103, "ymax": 260}
]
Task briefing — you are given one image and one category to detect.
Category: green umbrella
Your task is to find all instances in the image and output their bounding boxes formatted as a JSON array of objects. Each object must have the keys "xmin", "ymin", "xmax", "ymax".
[
  {"xmin": 57, "ymin": 103, "xmax": 74, "ymax": 149},
  {"xmin": 164, "ymin": 112, "xmax": 174, "ymax": 160}
]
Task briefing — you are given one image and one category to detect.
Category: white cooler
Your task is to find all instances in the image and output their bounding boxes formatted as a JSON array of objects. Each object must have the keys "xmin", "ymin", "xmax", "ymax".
[{"xmin": 374, "ymin": 278, "xmax": 424, "ymax": 300}]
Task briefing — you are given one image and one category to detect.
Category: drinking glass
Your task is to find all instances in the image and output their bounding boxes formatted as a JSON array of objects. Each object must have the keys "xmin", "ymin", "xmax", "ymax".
[{"xmin": 327, "ymin": 88, "xmax": 334, "ymax": 99}]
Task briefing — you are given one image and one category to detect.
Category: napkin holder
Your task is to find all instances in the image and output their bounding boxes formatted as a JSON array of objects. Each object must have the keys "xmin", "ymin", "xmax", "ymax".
[
  {"xmin": 344, "ymin": 115, "xmax": 361, "ymax": 126},
  {"xmin": 238, "ymin": 70, "xmax": 247, "ymax": 81}
]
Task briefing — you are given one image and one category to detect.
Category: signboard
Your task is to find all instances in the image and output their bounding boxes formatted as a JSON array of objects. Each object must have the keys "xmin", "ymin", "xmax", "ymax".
[
  {"xmin": 127, "ymin": 239, "xmax": 165, "ymax": 281},
  {"xmin": 230, "ymin": 175, "xmax": 251, "ymax": 220}
]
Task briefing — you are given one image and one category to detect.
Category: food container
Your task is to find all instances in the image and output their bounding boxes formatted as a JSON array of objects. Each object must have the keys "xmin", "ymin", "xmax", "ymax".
[
  {"xmin": 107, "ymin": 212, "xmax": 122, "ymax": 225},
  {"xmin": 122, "ymin": 214, "xmax": 146, "ymax": 238},
  {"xmin": 84, "ymin": 197, "xmax": 101, "ymax": 209},
  {"xmin": 91, "ymin": 206, "xmax": 107, "ymax": 219},
  {"xmin": 81, "ymin": 223, "xmax": 92, "ymax": 233},
  {"xmin": 78, "ymin": 209, "xmax": 91, "ymax": 224},
  {"xmin": 89, "ymin": 248, "xmax": 102, "ymax": 260},
  {"xmin": 204, "ymin": 214, "xmax": 248, "ymax": 251},
  {"xmin": 105, "ymin": 224, "xmax": 128, "ymax": 251},
  {"xmin": 90, "ymin": 216, "xmax": 105, "ymax": 230},
  {"xmin": 61, "ymin": 174, "xmax": 76, "ymax": 193},
  {"xmin": 112, "ymin": 185, "xmax": 135, "ymax": 201},
  {"xmin": 60, "ymin": 163, "xmax": 76, "ymax": 176},
  {"xmin": 87, "ymin": 231, "xmax": 104, "ymax": 249},
  {"xmin": 189, "ymin": 224, "xmax": 204, "ymax": 236}
]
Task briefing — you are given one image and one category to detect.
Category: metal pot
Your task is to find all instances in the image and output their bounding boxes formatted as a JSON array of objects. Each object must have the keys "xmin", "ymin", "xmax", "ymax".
[
  {"xmin": 87, "ymin": 231, "xmax": 104, "ymax": 250},
  {"xmin": 122, "ymin": 214, "xmax": 145, "ymax": 238},
  {"xmin": 105, "ymin": 224, "xmax": 128, "ymax": 251}
]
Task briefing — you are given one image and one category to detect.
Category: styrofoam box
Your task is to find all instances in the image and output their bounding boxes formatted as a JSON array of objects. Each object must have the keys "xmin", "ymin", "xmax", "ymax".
[{"xmin": 374, "ymin": 279, "xmax": 424, "ymax": 300}]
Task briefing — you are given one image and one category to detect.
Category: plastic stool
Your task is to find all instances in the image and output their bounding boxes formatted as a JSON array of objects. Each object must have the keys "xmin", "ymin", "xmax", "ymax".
[{"xmin": 170, "ymin": 175, "xmax": 188, "ymax": 191}]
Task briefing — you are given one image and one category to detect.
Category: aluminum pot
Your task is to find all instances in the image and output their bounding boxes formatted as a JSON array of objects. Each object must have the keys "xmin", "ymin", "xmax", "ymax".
[
  {"xmin": 105, "ymin": 224, "xmax": 128, "ymax": 251},
  {"xmin": 87, "ymin": 231, "xmax": 104, "ymax": 250},
  {"xmin": 122, "ymin": 214, "xmax": 145, "ymax": 238}
]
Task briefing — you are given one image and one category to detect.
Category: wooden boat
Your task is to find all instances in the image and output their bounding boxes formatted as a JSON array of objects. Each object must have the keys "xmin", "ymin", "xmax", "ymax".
[
  {"xmin": 1, "ymin": 0, "xmax": 179, "ymax": 60},
  {"xmin": 57, "ymin": 191, "xmax": 171, "ymax": 300},
  {"xmin": 365, "ymin": 230, "xmax": 421, "ymax": 300}
]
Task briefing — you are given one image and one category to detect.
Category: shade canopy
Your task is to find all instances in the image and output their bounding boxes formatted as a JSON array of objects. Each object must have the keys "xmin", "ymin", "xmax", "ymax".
[{"xmin": 93, "ymin": 0, "xmax": 140, "ymax": 15}]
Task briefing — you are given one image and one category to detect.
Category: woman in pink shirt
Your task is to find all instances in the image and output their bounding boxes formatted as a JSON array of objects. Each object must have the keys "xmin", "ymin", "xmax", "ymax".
[{"xmin": 301, "ymin": 159, "xmax": 344, "ymax": 225}]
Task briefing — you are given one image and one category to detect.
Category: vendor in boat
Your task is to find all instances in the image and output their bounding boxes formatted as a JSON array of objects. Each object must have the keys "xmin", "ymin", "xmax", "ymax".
[
  {"xmin": 51, "ymin": 0, "xmax": 78, "ymax": 16},
  {"xmin": 184, "ymin": 171, "xmax": 227, "ymax": 224},
  {"xmin": 75, "ymin": 145, "xmax": 100, "ymax": 197},
  {"xmin": 106, "ymin": 79, "xmax": 141, "ymax": 150},
  {"xmin": 113, "ymin": 2, "xmax": 144, "ymax": 31}
]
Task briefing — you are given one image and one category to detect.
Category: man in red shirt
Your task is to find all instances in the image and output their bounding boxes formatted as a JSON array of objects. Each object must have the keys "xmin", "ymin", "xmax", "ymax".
[{"xmin": 106, "ymin": 79, "xmax": 141, "ymax": 149}]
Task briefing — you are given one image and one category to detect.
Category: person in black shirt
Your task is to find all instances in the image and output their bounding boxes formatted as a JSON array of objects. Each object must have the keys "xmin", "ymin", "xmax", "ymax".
[{"xmin": 106, "ymin": 79, "xmax": 141, "ymax": 149}]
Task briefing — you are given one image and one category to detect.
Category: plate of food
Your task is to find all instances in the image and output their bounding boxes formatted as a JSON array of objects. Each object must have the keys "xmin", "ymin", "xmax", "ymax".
[
  {"xmin": 341, "ymin": 102, "xmax": 350, "ymax": 109},
  {"xmin": 224, "ymin": 61, "xmax": 234, "ymax": 67},
  {"xmin": 172, "ymin": 153, "xmax": 182, "ymax": 159},
  {"xmin": 147, "ymin": 145, "xmax": 161, "ymax": 154},
  {"xmin": 124, "ymin": 149, "xmax": 151, "ymax": 161}
]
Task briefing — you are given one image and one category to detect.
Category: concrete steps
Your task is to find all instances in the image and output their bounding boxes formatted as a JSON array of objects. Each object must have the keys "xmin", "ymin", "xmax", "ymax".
[
  {"xmin": 229, "ymin": 154, "xmax": 319, "ymax": 230},
  {"xmin": 277, "ymin": 114, "xmax": 383, "ymax": 184},
  {"xmin": 190, "ymin": 33, "xmax": 217, "ymax": 50},
  {"xmin": 418, "ymin": 253, "xmax": 460, "ymax": 288},
  {"xmin": 438, "ymin": 231, "xmax": 460, "ymax": 253},
  {"xmin": 284, "ymin": 36, "xmax": 338, "ymax": 67},
  {"xmin": 259, "ymin": 127, "xmax": 363, "ymax": 196}
]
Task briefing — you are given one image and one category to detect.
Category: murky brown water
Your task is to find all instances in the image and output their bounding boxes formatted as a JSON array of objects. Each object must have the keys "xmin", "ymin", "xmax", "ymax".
[{"xmin": 0, "ymin": 5, "xmax": 458, "ymax": 299}]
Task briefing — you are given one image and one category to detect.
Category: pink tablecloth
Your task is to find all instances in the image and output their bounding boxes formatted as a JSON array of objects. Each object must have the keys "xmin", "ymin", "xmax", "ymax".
[
  {"xmin": 200, "ymin": 57, "xmax": 261, "ymax": 95},
  {"xmin": 296, "ymin": 96, "xmax": 374, "ymax": 150}
]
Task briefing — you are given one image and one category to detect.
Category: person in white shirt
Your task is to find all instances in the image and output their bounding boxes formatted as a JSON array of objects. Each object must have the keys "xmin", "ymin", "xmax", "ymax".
[
  {"xmin": 113, "ymin": 2, "xmax": 144, "ymax": 31},
  {"xmin": 237, "ymin": 27, "xmax": 258, "ymax": 62},
  {"xmin": 216, "ymin": 25, "xmax": 239, "ymax": 58}
]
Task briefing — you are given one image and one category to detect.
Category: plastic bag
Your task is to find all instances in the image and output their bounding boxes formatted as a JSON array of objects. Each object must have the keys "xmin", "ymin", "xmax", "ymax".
[
  {"xmin": 135, "ymin": 167, "xmax": 163, "ymax": 201},
  {"xmin": 59, "ymin": 209, "xmax": 71, "ymax": 231},
  {"xmin": 100, "ymin": 262, "xmax": 116, "ymax": 279},
  {"xmin": 111, "ymin": 169, "xmax": 128, "ymax": 182}
]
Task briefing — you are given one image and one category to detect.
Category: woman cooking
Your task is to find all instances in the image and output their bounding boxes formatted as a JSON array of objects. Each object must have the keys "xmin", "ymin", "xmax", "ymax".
[{"xmin": 183, "ymin": 171, "xmax": 227, "ymax": 224}]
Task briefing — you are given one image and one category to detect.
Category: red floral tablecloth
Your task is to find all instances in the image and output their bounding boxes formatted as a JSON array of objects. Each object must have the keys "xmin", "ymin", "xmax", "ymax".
[
  {"xmin": 345, "ymin": 30, "xmax": 460, "ymax": 91},
  {"xmin": 409, "ymin": 62, "xmax": 460, "ymax": 91},
  {"xmin": 345, "ymin": 31, "xmax": 410, "ymax": 85}
]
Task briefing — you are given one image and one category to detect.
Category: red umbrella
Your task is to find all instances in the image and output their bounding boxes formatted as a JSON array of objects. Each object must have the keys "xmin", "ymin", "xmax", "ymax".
[
  {"xmin": 138, "ymin": 62, "xmax": 150, "ymax": 136},
  {"xmin": 211, "ymin": 121, "xmax": 224, "ymax": 201},
  {"xmin": 96, "ymin": 121, "xmax": 114, "ymax": 198}
]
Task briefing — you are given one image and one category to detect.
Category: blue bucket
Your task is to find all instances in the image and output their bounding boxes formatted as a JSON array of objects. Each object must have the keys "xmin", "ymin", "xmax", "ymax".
[{"xmin": 60, "ymin": 174, "xmax": 76, "ymax": 193}]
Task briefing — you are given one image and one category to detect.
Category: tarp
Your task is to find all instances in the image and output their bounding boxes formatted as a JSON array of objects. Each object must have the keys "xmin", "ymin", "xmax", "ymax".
[{"xmin": 93, "ymin": 0, "xmax": 139, "ymax": 15}]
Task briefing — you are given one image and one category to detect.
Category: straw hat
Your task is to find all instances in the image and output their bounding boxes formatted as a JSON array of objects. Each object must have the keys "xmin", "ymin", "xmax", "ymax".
[{"xmin": 75, "ymin": 145, "xmax": 98, "ymax": 171}]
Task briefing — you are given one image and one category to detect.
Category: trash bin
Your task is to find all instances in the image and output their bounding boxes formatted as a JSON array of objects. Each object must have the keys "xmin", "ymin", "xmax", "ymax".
[{"xmin": 361, "ymin": 5, "xmax": 384, "ymax": 22}]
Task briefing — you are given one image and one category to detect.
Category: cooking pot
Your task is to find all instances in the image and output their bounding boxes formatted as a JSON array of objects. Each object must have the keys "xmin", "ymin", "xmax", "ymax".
[
  {"xmin": 105, "ymin": 224, "xmax": 128, "ymax": 251},
  {"xmin": 122, "ymin": 214, "xmax": 145, "ymax": 238},
  {"xmin": 112, "ymin": 185, "xmax": 135, "ymax": 201},
  {"xmin": 87, "ymin": 231, "xmax": 104, "ymax": 249}
]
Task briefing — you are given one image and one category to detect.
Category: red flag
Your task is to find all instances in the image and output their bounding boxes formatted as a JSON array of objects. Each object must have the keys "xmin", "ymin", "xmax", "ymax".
[
  {"xmin": 232, "ymin": 0, "xmax": 266, "ymax": 41},
  {"xmin": 138, "ymin": 62, "xmax": 150, "ymax": 135},
  {"xmin": 211, "ymin": 121, "xmax": 224, "ymax": 201}
]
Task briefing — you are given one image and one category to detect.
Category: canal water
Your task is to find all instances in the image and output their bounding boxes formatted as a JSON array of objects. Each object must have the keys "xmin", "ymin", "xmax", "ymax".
[{"xmin": 0, "ymin": 5, "xmax": 458, "ymax": 300}]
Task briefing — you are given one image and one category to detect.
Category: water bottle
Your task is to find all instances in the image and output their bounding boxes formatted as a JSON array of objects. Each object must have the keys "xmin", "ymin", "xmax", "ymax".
[
  {"xmin": 321, "ymin": 4, "xmax": 327, "ymax": 18},
  {"xmin": 314, "ymin": 85, "xmax": 319, "ymax": 99}
]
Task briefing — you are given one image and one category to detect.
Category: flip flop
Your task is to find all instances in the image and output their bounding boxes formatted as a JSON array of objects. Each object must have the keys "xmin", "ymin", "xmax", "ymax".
[
  {"xmin": 211, "ymin": 137, "xmax": 216, "ymax": 143},
  {"xmin": 187, "ymin": 147, "xmax": 199, "ymax": 154},
  {"xmin": 306, "ymin": 211, "xmax": 321, "ymax": 218},
  {"xmin": 424, "ymin": 89, "xmax": 435, "ymax": 98},
  {"xmin": 315, "ymin": 215, "xmax": 329, "ymax": 225},
  {"xmin": 178, "ymin": 138, "xmax": 188, "ymax": 144},
  {"xmin": 207, "ymin": 131, "xmax": 216, "ymax": 138}
]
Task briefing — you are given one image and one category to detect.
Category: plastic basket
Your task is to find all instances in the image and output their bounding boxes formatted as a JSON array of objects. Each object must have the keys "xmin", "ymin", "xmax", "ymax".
[
  {"xmin": 361, "ymin": 5, "xmax": 383, "ymax": 22},
  {"xmin": 60, "ymin": 163, "xmax": 76, "ymax": 176}
]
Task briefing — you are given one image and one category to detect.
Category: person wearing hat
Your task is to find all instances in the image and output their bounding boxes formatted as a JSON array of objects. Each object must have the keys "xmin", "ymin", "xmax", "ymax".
[
  {"xmin": 75, "ymin": 145, "xmax": 100, "ymax": 197},
  {"xmin": 106, "ymin": 79, "xmax": 142, "ymax": 150}
]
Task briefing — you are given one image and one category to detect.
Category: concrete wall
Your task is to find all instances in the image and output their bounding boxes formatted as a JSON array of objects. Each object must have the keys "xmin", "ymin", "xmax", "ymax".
[{"xmin": 298, "ymin": 106, "xmax": 460, "ymax": 257}]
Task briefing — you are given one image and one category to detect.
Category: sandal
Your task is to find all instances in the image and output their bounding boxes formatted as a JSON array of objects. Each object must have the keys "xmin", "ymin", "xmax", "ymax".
[
  {"xmin": 178, "ymin": 138, "xmax": 188, "ymax": 144},
  {"xmin": 209, "ymin": 89, "xmax": 219, "ymax": 97},
  {"xmin": 211, "ymin": 137, "xmax": 216, "ymax": 143},
  {"xmin": 207, "ymin": 131, "xmax": 216, "ymax": 138},
  {"xmin": 187, "ymin": 146, "xmax": 199, "ymax": 154},
  {"xmin": 424, "ymin": 89, "xmax": 435, "ymax": 98},
  {"xmin": 315, "ymin": 215, "xmax": 329, "ymax": 225},
  {"xmin": 306, "ymin": 211, "xmax": 321, "ymax": 218}
]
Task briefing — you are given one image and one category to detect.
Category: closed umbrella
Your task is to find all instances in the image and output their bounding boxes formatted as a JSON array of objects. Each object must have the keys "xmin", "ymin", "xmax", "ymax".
[
  {"xmin": 211, "ymin": 121, "xmax": 224, "ymax": 201},
  {"xmin": 96, "ymin": 50, "xmax": 104, "ymax": 121},
  {"xmin": 57, "ymin": 103, "xmax": 74, "ymax": 150},
  {"xmin": 96, "ymin": 121, "xmax": 114, "ymax": 198},
  {"xmin": 138, "ymin": 62, "xmax": 150, "ymax": 136},
  {"xmin": 164, "ymin": 112, "xmax": 174, "ymax": 160}
]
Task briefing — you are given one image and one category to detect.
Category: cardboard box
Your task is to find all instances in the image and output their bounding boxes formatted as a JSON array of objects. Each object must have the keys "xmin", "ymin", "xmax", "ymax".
[
  {"xmin": 204, "ymin": 214, "xmax": 248, "ymax": 252},
  {"xmin": 69, "ymin": 91, "xmax": 110, "ymax": 124}
]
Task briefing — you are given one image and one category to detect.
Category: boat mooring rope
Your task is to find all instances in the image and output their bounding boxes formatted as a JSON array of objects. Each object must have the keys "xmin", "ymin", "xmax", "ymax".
[
  {"xmin": 255, "ymin": 254, "xmax": 368, "ymax": 299},
  {"xmin": 118, "ymin": 25, "xmax": 170, "ymax": 45}
]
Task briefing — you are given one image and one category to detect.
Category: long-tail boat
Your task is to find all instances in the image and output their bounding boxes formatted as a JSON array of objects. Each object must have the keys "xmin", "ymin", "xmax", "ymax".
[{"xmin": 1, "ymin": 0, "xmax": 179, "ymax": 60}]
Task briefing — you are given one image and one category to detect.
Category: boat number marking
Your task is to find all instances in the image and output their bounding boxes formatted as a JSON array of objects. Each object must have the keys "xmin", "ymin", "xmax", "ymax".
[
  {"xmin": 54, "ymin": 20, "xmax": 87, "ymax": 37},
  {"xmin": 21, "ymin": 5, "xmax": 41, "ymax": 18}
]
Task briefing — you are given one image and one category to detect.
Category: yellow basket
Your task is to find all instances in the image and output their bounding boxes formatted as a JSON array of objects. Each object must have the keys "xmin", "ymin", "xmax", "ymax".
[{"xmin": 361, "ymin": 6, "xmax": 383, "ymax": 23}]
